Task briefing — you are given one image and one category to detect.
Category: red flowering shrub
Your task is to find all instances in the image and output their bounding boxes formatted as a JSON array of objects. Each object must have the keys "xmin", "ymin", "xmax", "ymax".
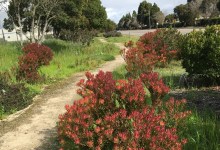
[
  {"xmin": 140, "ymin": 72, "xmax": 170, "ymax": 106},
  {"xmin": 139, "ymin": 29, "xmax": 178, "ymax": 64},
  {"xmin": 123, "ymin": 30, "xmax": 177, "ymax": 77},
  {"xmin": 58, "ymin": 71, "xmax": 191, "ymax": 150},
  {"xmin": 16, "ymin": 43, "xmax": 53, "ymax": 83},
  {"xmin": 159, "ymin": 97, "xmax": 192, "ymax": 128}
]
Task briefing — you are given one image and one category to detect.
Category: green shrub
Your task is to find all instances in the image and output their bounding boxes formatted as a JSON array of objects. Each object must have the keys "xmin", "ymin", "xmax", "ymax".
[
  {"xmin": 59, "ymin": 29, "xmax": 98, "ymax": 46},
  {"xmin": 99, "ymin": 54, "xmax": 115, "ymax": 61},
  {"xmin": 197, "ymin": 17, "xmax": 220, "ymax": 26},
  {"xmin": 44, "ymin": 34, "xmax": 54, "ymax": 40},
  {"xmin": 103, "ymin": 31, "xmax": 122, "ymax": 38},
  {"xmin": 181, "ymin": 25, "xmax": 220, "ymax": 85},
  {"xmin": 0, "ymin": 72, "xmax": 33, "ymax": 117},
  {"xmin": 154, "ymin": 28, "xmax": 183, "ymax": 59}
]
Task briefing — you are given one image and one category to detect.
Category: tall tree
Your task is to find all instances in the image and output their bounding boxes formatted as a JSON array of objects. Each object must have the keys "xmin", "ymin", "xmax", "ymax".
[
  {"xmin": 118, "ymin": 15, "xmax": 126, "ymax": 29},
  {"xmin": 137, "ymin": 1, "xmax": 160, "ymax": 28},
  {"xmin": 188, "ymin": 0, "xmax": 203, "ymax": 18},
  {"xmin": 130, "ymin": 10, "xmax": 140, "ymax": 29},
  {"xmin": 105, "ymin": 19, "xmax": 116, "ymax": 31},
  {"xmin": 83, "ymin": 0, "xmax": 107, "ymax": 29},
  {"xmin": 151, "ymin": 3, "xmax": 160, "ymax": 15},
  {"xmin": 165, "ymin": 14, "xmax": 176, "ymax": 23},
  {"xmin": 151, "ymin": 3, "xmax": 161, "ymax": 25},
  {"xmin": 132, "ymin": 10, "xmax": 137, "ymax": 18},
  {"xmin": 218, "ymin": 0, "xmax": 220, "ymax": 11},
  {"xmin": 199, "ymin": 0, "xmax": 219, "ymax": 18},
  {"xmin": 3, "ymin": 0, "xmax": 60, "ymax": 45},
  {"xmin": 174, "ymin": 4, "xmax": 195, "ymax": 26},
  {"xmin": 117, "ymin": 11, "xmax": 141, "ymax": 30},
  {"xmin": 153, "ymin": 11, "xmax": 165, "ymax": 25},
  {"xmin": 137, "ymin": 0, "xmax": 152, "ymax": 27},
  {"xmin": 52, "ymin": 0, "xmax": 107, "ymax": 37}
]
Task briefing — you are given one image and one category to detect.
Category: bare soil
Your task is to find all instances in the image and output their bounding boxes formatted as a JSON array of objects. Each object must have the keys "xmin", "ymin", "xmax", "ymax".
[
  {"xmin": 170, "ymin": 87, "xmax": 220, "ymax": 117},
  {"xmin": 0, "ymin": 39, "xmax": 125, "ymax": 150}
]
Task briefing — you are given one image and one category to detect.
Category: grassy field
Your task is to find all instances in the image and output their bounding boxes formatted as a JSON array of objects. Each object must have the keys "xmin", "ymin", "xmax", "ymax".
[
  {"xmin": 0, "ymin": 38, "xmax": 119, "ymax": 82},
  {"xmin": 0, "ymin": 42, "xmax": 21, "ymax": 71},
  {"xmin": 41, "ymin": 38, "xmax": 119, "ymax": 81},
  {"xmin": 0, "ymin": 38, "xmax": 120, "ymax": 119},
  {"xmin": 112, "ymin": 62, "xmax": 220, "ymax": 150},
  {"xmin": 105, "ymin": 35, "xmax": 139, "ymax": 44}
]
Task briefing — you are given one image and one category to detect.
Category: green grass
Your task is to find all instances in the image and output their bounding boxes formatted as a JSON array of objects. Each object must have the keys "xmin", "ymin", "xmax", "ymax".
[
  {"xmin": 41, "ymin": 38, "xmax": 119, "ymax": 80},
  {"xmin": 155, "ymin": 61, "xmax": 186, "ymax": 90},
  {"xmin": 0, "ymin": 38, "xmax": 119, "ymax": 84},
  {"xmin": 0, "ymin": 43, "xmax": 21, "ymax": 71},
  {"xmin": 112, "ymin": 62, "xmax": 220, "ymax": 150},
  {"xmin": 105, "ymin": 35, "xmax": 139, "ymax": 44},
  {"xmin": 112, "ymin": 61, "xmax": 186, "ymax": 89},
  {"xmin": 112, "ymin": 65, "xmax": 127, "ymax": 80},
  {"xmin": 0, "ymin": 38, "xmax": 120, "ymax": 118},
  {"xmin": 182, "ymin": 110, "xmax": 220, "ymax": 150}
]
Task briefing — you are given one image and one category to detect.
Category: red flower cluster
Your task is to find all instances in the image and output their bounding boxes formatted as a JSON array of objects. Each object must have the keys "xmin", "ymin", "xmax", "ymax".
[
  {"xmin": 140, "ymin": 72, "xmax": 170, "ymax": 106},
  {"xmin": 116, "ymin": 78, "xmax": 146, "ymax": 111},
  {"xmin": 16, "ymin": 43, "xmax": 53, "ymax": 83},
  {"xmin": 139, "ymin": 30, "xmax": 177, "ymax": 66},
  {"xmin": 162, "ymin": 97, "xmax": 192, "ymax": 127},
  {"xmin": 124, "ymin": 40, "xmax": 134, "ymax": 48},
  {"xmin": 122, "ymin": 30, "xmax": 177, "ymax": 77},
  {"xmin": 58, "ymin": 71, "xmax": 190, "ymax": 150},
  {"xmin": 130, "ymin": 107, "xmax": 187, "ymax": 150}
]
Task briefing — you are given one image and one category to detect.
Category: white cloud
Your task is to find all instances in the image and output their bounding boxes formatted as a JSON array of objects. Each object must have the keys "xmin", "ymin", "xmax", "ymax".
[{"xmin": 106, "ymin": 8, "xmax": 125, "ymax": 23}]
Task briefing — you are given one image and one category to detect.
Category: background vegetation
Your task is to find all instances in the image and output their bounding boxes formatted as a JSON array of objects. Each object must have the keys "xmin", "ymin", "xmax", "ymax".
[
  {"xmin": 0, "ymin": 37, "xmax": 120, "ymax": 119},
  {"xmin": 117, "ymin": 0, "xmax": 220, "ymax": 30}
]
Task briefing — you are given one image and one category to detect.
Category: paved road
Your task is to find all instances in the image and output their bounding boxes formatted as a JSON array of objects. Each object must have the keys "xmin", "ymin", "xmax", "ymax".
[{"xmin": 120, "ymin": 28, "xmax": 205, "ymax": 36}]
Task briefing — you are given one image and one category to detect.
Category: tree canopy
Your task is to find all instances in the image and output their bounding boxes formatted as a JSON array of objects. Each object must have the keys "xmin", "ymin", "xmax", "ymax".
[
  {"xmin": 117, "ymin": 11, "xmax": 141, "ymax": 30},
  {"xmin": 2, "ymin": 0, "xmax": 112, "ymax": 44},
  {"xmin": 174, "ymin": 0, "xmax": 220, "ymax": 26},
  {"xmin": 137, "ymin": 1, "xmax": 161, "ymax": 28},
  {"xmin": 218, "ymin": 0, "xmax": 220, "ymax": 11},
  {"xmin": 3, "ymin": 0, "xmax": 61, "ymax": 44},
  {"xmin": 52, "ymin": 0, "xmax": 108, "ymax": 37},
  {"xmin": 174, "ymin": 4, "xmax": 195, "ymax": 26}
]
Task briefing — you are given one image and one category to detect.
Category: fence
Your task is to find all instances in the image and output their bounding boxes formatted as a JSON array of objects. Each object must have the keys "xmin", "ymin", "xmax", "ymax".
[{"xmin": 0, "ymin": 29, "xmax": 21, "ymax": 42}]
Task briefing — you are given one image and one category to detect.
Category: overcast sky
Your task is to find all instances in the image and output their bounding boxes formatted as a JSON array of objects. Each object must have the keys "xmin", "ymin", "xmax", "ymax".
[{"xmin": 101, "ymin": 0, "xmax": 187, "ymax": 23}]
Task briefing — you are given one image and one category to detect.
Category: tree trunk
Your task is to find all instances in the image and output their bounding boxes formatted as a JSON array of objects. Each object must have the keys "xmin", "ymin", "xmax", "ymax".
[
  {"xmin": 1, "ymin": 29, "xmax": 5, "ymax": 42},
  {"xmin": 17, "ymin": 15, "xmax": 23, "ymax": 46}
]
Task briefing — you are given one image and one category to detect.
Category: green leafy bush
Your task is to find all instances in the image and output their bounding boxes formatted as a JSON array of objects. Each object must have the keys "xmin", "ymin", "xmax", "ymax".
[
  {"xmin": 60, "ymin": 29, "xmax": 98, "ymax": 46},
  {"xmin": 197, "ymin": 17, "xmax": 220, "ymax": 26},
  {"xmin": 0, "ymin": 72, "xmax": 33, "ymax": 117},
  {"xmin": 103, "ymin": 31, "xmax": 122, "ymax": 38},
  {"xmin": 154, "ymin": 28, "xmax": 182, "ymax": 59},
  {"xmin": 181, "ymin": 25, "xmax": 220, "ymax": 85}
]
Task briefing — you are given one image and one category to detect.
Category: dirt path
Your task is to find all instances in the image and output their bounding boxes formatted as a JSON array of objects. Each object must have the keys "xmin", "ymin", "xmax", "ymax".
[{"xmin": 0, "ymin": 39, "xmax": 125, "ymax": 150}]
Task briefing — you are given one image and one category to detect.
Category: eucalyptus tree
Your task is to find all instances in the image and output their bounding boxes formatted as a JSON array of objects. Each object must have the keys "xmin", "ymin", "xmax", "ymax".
[{"xmin": 2, "ymin": 0, "xmax": 61, "ymax": 45}]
